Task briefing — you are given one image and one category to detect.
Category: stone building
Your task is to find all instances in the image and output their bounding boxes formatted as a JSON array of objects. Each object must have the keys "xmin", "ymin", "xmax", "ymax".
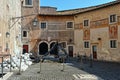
[
  {"xmin": 22, "ymin": 0, "xmax": 120, "ymax": 62},
  {"xmin": 21, "ymin": 0, "xmax": 40, "ymax": 54},
  {"xmin": 0, "ymin": 0, "xmax": 22, "ymax": 56},
  {"xmin": 74, "ymin": 1, "xmax": 120, "ymax": 62},
  {"xmin": 34, "ymin": 6, "xmax": 74, "ymax": 57}
]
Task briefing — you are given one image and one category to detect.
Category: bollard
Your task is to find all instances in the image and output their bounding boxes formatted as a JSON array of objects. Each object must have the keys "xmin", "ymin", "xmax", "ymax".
[
  {"xmin": 80, "ymin": 55, "xmax": 84, "ymax": 70},
  {"xmin": 10, "ymin": 55, "xmax": 11, "ymax": 72},
  {"xmin": 37, "ymin": 56, "xmax": 42, "ymax": 74},
  {"xmin": 17, "ymin": 56, "xmax": 22, "ymax": 75},
  {"xmin": 2, "ymin": 57, "xmax": 3, "ymax": 78},
  {"xmin": 89, "ymin": 54, "xmax": 93, "ymax": 68},
  {"xmin": 61, "ymin": 57, "xmax": 65, "ymax": 72}
]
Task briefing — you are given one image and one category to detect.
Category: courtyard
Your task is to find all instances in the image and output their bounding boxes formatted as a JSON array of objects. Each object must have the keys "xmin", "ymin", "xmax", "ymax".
[{"xmin": 7, "ymin": 58, "xmax": 120, "ymax": 80}]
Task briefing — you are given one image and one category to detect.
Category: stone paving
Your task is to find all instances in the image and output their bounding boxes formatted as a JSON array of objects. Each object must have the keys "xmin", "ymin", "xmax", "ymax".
[{"xmin": 7, "ymin": 58, "xmax": 120, "ymax": 80}]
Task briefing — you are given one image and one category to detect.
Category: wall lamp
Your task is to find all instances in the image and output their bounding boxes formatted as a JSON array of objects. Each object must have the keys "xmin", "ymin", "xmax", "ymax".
[
  {"xmin": 0, "ymin": 32, "xmax": 1, "ymax": 37},
  {"xmin": 33, "ymin": 18, "xmax": 38, "ymax": 26},
  {"xmin": 6, "ymin": 32, "xmax": 10, "ymax": 38}
]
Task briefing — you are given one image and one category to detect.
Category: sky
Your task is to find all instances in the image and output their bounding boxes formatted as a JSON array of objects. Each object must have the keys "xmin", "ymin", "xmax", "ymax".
[{"xmin": 40, "ymin": 0, "xmax": 115, "ymax": 11}]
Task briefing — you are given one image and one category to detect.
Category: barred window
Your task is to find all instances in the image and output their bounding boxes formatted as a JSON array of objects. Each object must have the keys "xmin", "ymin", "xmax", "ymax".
[
  {"xmin": 25, "ymin": 0, "xmax": 32, "ymax": 6},
  {"xmin": 40, "ymin": 22, "xmax": 47, "ymax": 29},
  {"xmin": 84, "ymin": 41, "xmax": 89, "ymax": 48},
  {"xmin": 110, "ymin": 14, "xmax": 117, "ymax": 23},
  {"xmin": 84, "ymin": 20, "xmax": 89, "ymax": 27},
  {"xmin": 67, "ymin": 22, "xmax": 73, "ymax": 28},
  {"xmin": 110, "ymin": 40, "xmax": 117, "ymax": 48},
  {"xmin": 60, "ymin": 42, "xmax": 66, "ymax": 48}
]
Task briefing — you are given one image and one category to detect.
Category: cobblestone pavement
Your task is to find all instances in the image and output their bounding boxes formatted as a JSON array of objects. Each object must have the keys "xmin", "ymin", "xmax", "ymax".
[{"xmin": 7, "ymin": 58, "xmax": 120, "ymax": 80}]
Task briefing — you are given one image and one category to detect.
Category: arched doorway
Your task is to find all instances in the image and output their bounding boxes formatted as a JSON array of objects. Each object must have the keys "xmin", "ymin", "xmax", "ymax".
[
  {"xmin": 50, "ymin": 42, "xmax": 56, "ymax": 49},
  {"xmin": 50, "ymin": 42, "xmax": 57, "ymax": 55},
  {"xmin": 39, "ymin": 42, "xmax": 48, "ymax": 55}
]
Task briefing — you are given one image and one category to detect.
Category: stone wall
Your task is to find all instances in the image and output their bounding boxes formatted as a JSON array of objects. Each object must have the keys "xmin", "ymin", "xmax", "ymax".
[
  {"xmin": 21, "ymin": 0, "xmax": 40, "ymax": 53},
  {"xmin": 40, "ymin": 6, "xmax": 57, "ymax": 14},
  {"xmin": 0, "ymin": 0, "xmax": 22, "ymax": 62},
  {"xmin": 74, "ymin": 3, "xmax": 120, "ymax": 62}
]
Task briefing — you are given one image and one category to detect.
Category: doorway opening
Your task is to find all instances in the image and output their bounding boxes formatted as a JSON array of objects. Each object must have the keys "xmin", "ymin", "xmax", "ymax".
[
  {"xmin": 92, "ymin": 45, "xmax": 97, "ymax": 59},
  {"xmin": 68, "ymin": 46, "xmax": 73, "ymax": 57},
  {"xmin": 39, "ymin": 42, "xmax": 48, "ymax": 55},
  {"xmin": 23, "ymin": 45, "xmax": 28, "ymax": 54}
]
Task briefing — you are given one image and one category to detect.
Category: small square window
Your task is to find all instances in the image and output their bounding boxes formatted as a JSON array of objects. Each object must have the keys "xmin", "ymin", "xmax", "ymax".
[
  {"xmin": 40, "ymin": 22, "xmax": 47, "ymax": 29},
  {"xmin": 60, "ymin": 42, "xmax": 66, "ymax": 48},
  {"xmin": 67, "ymin": 22, "xmax": 73, "ymax": 28},
  {"xmin": 24, "ymin": 0, "xmax": 33, "ymax": 6},
  {"xmin": 23, "ymin": 31, "xmax": 27, "ymax": 37},
  {"xmin": 84, "ymin": 41, "xmax": 89, "ymax": 48},
  {"xmin": 109, "ymin": 14, "xmax": 117, "ymax": 23},
  {"xmin": 110, "ymin": 40, "xmax": 117, "ymax": 48},
  {"xmin": 84, "ymin": 20, "xmax": 89, "ymax": 27}
]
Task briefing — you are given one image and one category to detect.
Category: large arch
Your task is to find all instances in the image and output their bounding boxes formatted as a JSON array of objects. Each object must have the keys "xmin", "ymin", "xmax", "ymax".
[
  {"xmin": 39, "ymin": 42, "xmax": 48, "ymax": 55},
  {"xmin": 50, "ymin": 42, "xmax": 56, "ymax": 49},
  {"xmin": 49, "ymin": 41, "xmax": 57, "ymax": 55}
]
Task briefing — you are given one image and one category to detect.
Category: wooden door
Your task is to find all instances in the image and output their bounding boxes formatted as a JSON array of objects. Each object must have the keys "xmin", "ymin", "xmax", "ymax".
[
  {"xmin": 68, "ymin": 46, "xmax": 73, "ymax": 57},
  {"xmin": 92, "ymin": 45, "xmax": 97, "ymax": 59},
  {"xmin": 23, "ymin": 45, "xmax": 28, "ymax": 54}
]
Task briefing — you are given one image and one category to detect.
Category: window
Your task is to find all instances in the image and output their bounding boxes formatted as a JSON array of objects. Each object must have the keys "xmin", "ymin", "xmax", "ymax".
[
  {"xmin": 110, "ymin": 40, "xmax": 117, "ymax": 48},
  {"xmin": 40, "ymin": 22, "xmax": 47, "ymax": 29},
  {"xmin": 24, "ymin": 0, "xmax": 33, "ymax": 6},
  {"xmin": 23, "ymin": 31, "xmax": 27, "ymax": 37},
  {"xmin": 60, "ymin": 42, "xmax": 66, "ymax": 48},
  {"xmin": 67, "ymin": 22, "xmax": 73, "ymax": 28},
  {"xmin": 84, "ymin": 41, "xmax": 89, "ymax": 48},
  {"xmin": 84, "ymin": 20, "xmax": 89, "ymax": 27},
  {"xmin": 109, "ymin": 14, "xmax": 117, "ymax": 23}
]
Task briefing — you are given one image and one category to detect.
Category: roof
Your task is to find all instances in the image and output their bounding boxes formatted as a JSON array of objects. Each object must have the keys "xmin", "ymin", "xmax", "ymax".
[{"xmin": 39, "ymin": 0, "xmax": 120, "ymax": 16}]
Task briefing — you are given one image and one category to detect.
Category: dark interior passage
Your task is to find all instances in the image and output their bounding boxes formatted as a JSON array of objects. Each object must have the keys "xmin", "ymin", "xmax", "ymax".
[
  {"xmin": 39, "ymin": 42, "xmax": 48, "ymax": 55},
  {"xmin": 50, "ymin": 42, "xmax": 58, "ymax": 55}
]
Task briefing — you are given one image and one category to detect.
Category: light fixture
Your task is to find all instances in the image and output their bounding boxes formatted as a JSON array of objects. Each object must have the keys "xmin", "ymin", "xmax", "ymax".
[
  {"xmin": 33, "ymin": 18, "xmax": 38, "ymax": 26},
  {"xmin": 16, "ymin": 36, "xmax": 19, "ymax": 40},
  {"xmin": 6, "ymin": 32, "xmax": 10, "ymax": 38},
  {"xmin": 0, "ymin": 32, "xmax": 1, "ymax": 37}
]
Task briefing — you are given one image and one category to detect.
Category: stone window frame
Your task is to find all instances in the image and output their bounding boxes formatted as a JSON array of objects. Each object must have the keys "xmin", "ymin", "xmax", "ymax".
[
  {"xmin": 66, "ymin": 21, "xmax": 74, "ymax": 29},
  {"xmin": 22, "ymin": 30, "xmax": 28, "ymax": 38},
  {"xmin": 110, "ymin": 39, "xmax": 117, "ymax": 49},
  {"xmin": 83, "ymin": 19, "xmax": 90, "ymax": 27},
  {"xmin": 40, "ymin": 21, "xmax": 47, "ymax": 30},
  {"xmin": 109, "ymin": 14, "xmax": 117, "ymax": 24},
  {"xmin": 84, "ymin": 41, "xmax": 90, "ymax": 48},
  {"xmin": 60, "ymin": 41, "xmax": 67, "ymax": 48},
  {"xmin": 23, "ymin": 0, "xmax": 33, "ymax": 7}
]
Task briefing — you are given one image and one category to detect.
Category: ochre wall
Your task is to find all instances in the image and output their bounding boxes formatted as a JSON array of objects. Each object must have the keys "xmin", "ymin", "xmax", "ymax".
[{"xmin": 74, "ymin": 3, "xmax": 120, "ymax": 62}]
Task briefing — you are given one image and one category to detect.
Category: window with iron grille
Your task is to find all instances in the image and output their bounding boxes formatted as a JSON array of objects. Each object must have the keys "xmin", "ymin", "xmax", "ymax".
[
  {"xmin": 67, "ymin": 22, "xmax": 73, "ymax": 28},
  {"xmin": 109, "ymin": 14, "xmax": 117, "ymax": 23},
  {"xmin": 84, "ymin": 20, "xmax": 89, "ymax": 27},
  {"xmin": 40, "ymin": 22, "xmax": 47, "ymax": 29},
  {"xmin": 84, "ymin": 41, "xmax": 89, "ymax": 48},
  {"xmin": 110, "ymin": 40, "xmax": 117, "ymax": 48},
  {"xmin": 25, "ymin": 0, "xmax": 32, "ymax": 6},
  {"xmin": 60, "ymin": 42, "xmax": 66, "ymax": 48}
]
